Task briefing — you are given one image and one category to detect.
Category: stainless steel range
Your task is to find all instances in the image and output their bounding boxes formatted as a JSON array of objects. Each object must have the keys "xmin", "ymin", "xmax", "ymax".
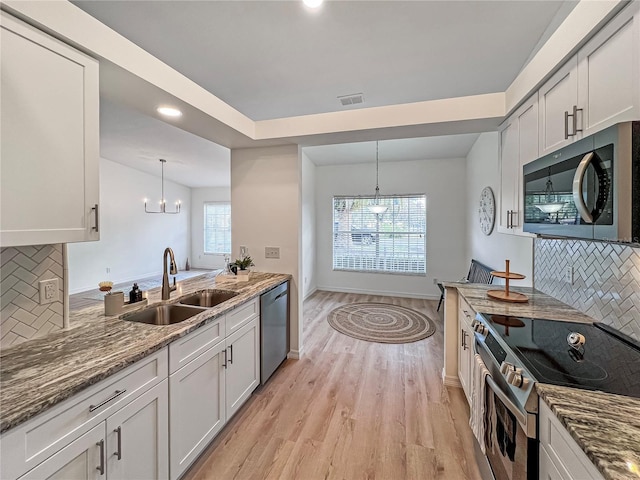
[{"xmin": 472, "ymin": 312, "xmax": 640, "ymax": 480}]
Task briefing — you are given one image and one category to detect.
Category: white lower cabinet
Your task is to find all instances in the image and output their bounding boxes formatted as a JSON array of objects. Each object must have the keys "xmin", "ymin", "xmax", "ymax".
[
  {"xmin": 539, "ymin": 400, "xmax": 603, "ymax": 480},
  {"xmin": 19, "ymin": 424, "xmax": 105, "ymax": 480},
  {"xmin": 225, "ymin": 318, "xmax": 260, "ymax": 419},
  {"xmin": 457, "ymin": 296, "xmax": 475, "ymax": 404},
  {"xmin": 169, "ymin": 340, "xmax": 227, "ymax": 480},
  {"xmin": 106, "ymin": 380, "xmax": 169, "ymax": 480},
  {"xmin": 17, "ymin": 378, "xmax": 169, "ymax": 480},
  {"xmin": 168, "ymin": 300, "xmax": 261, "ymax": 480}
]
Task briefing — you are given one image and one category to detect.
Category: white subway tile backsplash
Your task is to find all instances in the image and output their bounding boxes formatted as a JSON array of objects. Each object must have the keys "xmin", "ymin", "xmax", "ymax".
[
  {"xmin": 534, "ymin": 238, "xmax": 640, "ymax": 341},
  {"xmin": 0, "ymin": 244, "xmax": 65, "ymax": 349}
]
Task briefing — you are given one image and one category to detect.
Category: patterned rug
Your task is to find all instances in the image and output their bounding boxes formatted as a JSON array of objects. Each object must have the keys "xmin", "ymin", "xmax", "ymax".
[{"xmin": 327, "ymin": 302, "xmax": 436, "ymax": 344}]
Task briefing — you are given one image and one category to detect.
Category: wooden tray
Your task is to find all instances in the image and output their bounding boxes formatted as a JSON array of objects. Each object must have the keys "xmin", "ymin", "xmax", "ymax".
[
  {"xmin": 487, "ymin": 259, "xmax": 528, "ymax": 303},
  {"xmin": 487, "ymin": 289, "xmax": 529, "ymax": 303}
]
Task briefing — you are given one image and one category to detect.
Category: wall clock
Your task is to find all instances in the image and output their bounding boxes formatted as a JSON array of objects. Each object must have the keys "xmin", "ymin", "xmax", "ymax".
[{"xmin": 479, "ymin": 186, "xmax": 495, "ymax": 235}]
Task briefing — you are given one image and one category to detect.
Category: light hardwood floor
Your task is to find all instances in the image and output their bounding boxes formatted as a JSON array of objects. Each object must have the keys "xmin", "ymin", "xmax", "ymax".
[{"xmin": 183, "ymin": 291, "xmax": 482, "ymax": 480}]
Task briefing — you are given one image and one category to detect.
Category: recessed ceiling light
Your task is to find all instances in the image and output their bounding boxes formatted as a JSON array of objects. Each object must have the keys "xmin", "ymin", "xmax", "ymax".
[
  {"xmin": 303, "ymin": 0, "xmax": 323, "ymax": 8},
  {"xmin": 156, "ymin": 106, "xmax": 182, "ymax": 118}
]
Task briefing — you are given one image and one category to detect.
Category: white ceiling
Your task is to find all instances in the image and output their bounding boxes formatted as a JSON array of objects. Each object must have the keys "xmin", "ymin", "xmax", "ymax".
[
  {"xmin": 71, "ymin": 0, "xmax": 576, "ymax": 186},
  {"xmin": 100, "ymin": 100, "xmax": 230, "ymax": 188}
]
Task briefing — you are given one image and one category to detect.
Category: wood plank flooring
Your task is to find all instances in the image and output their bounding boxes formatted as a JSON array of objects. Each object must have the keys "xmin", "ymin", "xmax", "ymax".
[{"xmin": 183, "ymin": 291, "xmax": 482, "ymax": 480}]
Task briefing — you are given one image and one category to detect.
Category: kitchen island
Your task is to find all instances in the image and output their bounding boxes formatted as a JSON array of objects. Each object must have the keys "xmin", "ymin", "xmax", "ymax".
[{"xmin": 0, "ymin": 271, "xmax": 290, "ymax": 434}]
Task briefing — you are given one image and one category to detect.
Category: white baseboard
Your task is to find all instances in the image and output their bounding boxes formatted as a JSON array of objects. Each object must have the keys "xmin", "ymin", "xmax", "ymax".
[
  {"xmin": 287, "ymin": 349, "xmax": 302, "ymax": 359},
  {"xmin": 442, "ymin": 371, "xmax": 461, "ymax": 388},
  {"xmin": 302, "ymin": 287, "xmax": 318, "ymax": 301},
  {"xmin": 315, "ymin": 285, "xmax": 438, "ymax": 300}
]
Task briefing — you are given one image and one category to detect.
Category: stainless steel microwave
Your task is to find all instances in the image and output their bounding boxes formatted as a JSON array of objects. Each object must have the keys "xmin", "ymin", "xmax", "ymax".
[{"xmin": 523, "ymin": 121, "xmax": 639, "ymax": 244}]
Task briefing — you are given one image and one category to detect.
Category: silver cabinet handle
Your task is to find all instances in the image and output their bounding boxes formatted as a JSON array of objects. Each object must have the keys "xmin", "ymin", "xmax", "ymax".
[
  {"xmin": 228, "ymin": 345, "xmax": 233, "ymax": 365},
  {"xmin": 573, "ymin": 105, "xmax": 583, "ymax": 135},
  {"xmin": 511, "ymin": 210, "xmax": 518, "ymax": 228},
  {"xmin": 96, "ymin": 439, "xmax": 105, "ymax": 475},
  {"xmin": 91, "ymin": 204, "xmax": 99, "ymax": 232},
  {"xmin": 89, "ymin": 389, "xmax": 126, "ymax": 412},
  {"xmin": 463, "ymin": 331, "xmax": 468, "ymax": 351},
  {"xmin": 222, "ymin": 348, "xmax": 227, "ymax": 368},
  {"xmin": 114, "ymin": 426, "xmax": 122, "ymax": 460},
  {"xmin": 573, "ymin": 152, "xmax": 595, "ymax": 223},
  {"xmin": 564, "ymin": 110, "xmax": 570, "ymax": 139}
]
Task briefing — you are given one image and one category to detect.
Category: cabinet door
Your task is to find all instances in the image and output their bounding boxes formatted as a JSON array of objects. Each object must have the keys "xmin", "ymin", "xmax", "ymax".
[
  {"xmin": 578, "ymin": 2, "xmax": 640, "ymax": 136},
  {"xmin": 169, "ymin": 341, "xmax": 226, "ymax": 480},
  {"xmin": 538, "ymin": 57, "xmax": 579, "ymax": 156},
  {"xmin": 0, "ymin": 12, "xmax": 99, "ymax": 247},
  {"xmin": 539, "ymin": 445, "xmax": 568, "ymax": 480},
  {"xmin": 457, "ymin": 311, "xmax": 473, "ymax": 403},
  {"xmin": 225, "ymin": 318, "xmax": 260, "ymax": 419},
  {"xmin": 512, "ymin": 95, "xmax": 539, "ymax": 235},
  {"xmin": 106, "ymin": 380, "xmax": 169, "ymax": 480},
  {"xmin": 498, "ymin": 117, "xmax": 518, "ymax": 232},
  {"xmin": 19, "ymin": 424, "xmax": 105, "ymax": 480}
]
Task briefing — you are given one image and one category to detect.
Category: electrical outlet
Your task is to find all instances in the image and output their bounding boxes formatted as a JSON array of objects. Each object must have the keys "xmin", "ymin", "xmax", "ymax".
[
  {"xmin": 265, "ymin": 247, "xmax": 280, "ymax": 259},
  {"xmin": 565, "ymin": 266, "xmax": 573, "ymax": 285},
  {"xmin": 39, "ymin": 278, "xmax": 59, "ymax": 304}
]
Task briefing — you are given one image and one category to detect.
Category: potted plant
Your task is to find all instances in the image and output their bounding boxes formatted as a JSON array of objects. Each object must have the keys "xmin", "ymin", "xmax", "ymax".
[{"xmin": 232, "ymin": 255, "xmax": 254, "ymax": 280}]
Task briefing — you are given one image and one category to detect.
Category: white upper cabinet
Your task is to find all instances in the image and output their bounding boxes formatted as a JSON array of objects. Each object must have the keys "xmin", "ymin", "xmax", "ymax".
[
  {"xmin": 498, "ymin": 94, "xmax": 538, "ymax": 235},
  {"xmin": 577, "ymin": 1, "xmax": 640, "ymax": 136},
  {"xmin": 538, "ymin": 2, "xmax": 639, "ymax": 157},
  {"xmin": 538, "ymin": 58, "xmax": 579, "ymax": 156},
  {"xmin": 0, "ymin": 12, "xmax": 99, "ymax": 247}
]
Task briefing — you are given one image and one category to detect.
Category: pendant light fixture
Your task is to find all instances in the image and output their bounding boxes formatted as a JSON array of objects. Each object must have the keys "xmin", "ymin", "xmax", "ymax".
[
  {"xmin": 144, "ymin": 159, "xmax": 181, "ymax": 214},
  {"xmin": 368, "ymin": 141, "xmax": 388, "ymax": 214}
]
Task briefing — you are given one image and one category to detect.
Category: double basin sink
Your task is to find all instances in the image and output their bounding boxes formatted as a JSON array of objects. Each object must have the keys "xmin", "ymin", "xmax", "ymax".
[{"xmin": 123, "ymin": 289, "xmax": 238, "ymax": 326}]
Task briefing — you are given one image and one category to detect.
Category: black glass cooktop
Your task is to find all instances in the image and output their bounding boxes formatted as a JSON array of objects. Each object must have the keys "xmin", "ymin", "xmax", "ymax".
[{"xmin": 481, "ymin": 314, "xmax": 640, "ymax": 398}]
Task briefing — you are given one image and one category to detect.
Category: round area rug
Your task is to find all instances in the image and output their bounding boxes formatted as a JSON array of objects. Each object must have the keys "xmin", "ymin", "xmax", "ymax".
[{"xmin": 327, "ymin": 302, "xmax": 436, "ymax": 344}]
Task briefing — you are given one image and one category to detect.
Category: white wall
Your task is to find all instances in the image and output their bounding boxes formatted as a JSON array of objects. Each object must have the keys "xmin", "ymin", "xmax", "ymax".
[
  {"xmin": 465, "ymin": 132, "xmax": 533, "ymax": 284},
  {"xmin": 301, "ymin": 152, "xmax": 317, "ymax": 299},
  {"xmin": 230, "ymin": 145, "xmax": 303, "ymax": 357},
  {"xmin": 67, "ymin": 158, "xmax": 191, "ymax": 293},
  {"xmin": 315, "ymin": 158, "xmax": 468, "ymax": 298},
  {"xmin": 191, "ymin": 186, "xmax": 231, "ymax": 269}
]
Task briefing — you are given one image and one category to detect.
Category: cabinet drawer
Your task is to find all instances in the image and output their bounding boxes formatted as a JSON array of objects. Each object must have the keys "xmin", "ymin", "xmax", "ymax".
[
  {"xmin": 539, "ymin": 401, "xmax": 603, "ymax": 480},
  {"xmin": 225, "ymin": 298, "xmax": 259, "ymax": 336},
  {"xmin": 458, "ymin": 296, "xmax": 475, "ymax": 327},
  {"xmin": 169, "ymin": 318, "xmax": 225, "ymax": 374},
  {"xmin": 1, "ymin": 348, "xmax": 168, "ymax": 480}
]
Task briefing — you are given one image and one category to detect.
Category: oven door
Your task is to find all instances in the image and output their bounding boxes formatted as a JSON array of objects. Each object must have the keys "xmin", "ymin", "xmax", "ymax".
[{"xmin": 484, "ymin": 377, "xmax": 538, "ymax": 480}]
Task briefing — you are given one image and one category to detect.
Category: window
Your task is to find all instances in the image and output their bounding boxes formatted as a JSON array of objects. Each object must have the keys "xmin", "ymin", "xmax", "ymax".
[
  {"xmin": 204, "ymin": 202, "xmax": 231, "ymax": 254},
  {"xmin": 332, "ymin": 195, "xmax": 426, "ymax": 274}
]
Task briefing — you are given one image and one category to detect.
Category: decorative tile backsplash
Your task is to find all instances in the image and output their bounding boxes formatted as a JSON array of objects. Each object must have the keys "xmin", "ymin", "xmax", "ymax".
[
  {"xmin": 1, "ymin": 245, "xmax": 65, "ymax": 348},
  {"xmin": 534, "ymin": 238, "xmax": 640, "ymax": 341}
]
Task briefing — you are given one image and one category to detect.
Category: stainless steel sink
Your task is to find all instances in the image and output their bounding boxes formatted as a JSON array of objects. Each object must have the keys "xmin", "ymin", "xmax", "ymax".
[
  {"xmin": 123, "ymin": 304, "xmax": 207, "ymax": 326},
  {"xmin": 179, "ymin": 289, "xmax": 238, "ymax": 308}
]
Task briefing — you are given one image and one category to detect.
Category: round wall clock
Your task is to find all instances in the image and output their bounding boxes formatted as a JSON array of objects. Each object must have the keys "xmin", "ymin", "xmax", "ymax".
[{"xmin": 479, "ymin": 186, "xmax": 495, "ymax": 235}]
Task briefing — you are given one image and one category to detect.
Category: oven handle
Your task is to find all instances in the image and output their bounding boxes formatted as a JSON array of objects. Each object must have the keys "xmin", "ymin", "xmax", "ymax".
[
  {"xmin": 474, "ymin": 338, "xmax": 527, "ymax": 426},
  {"xmin": 485, "ymin": 374, "xmax": 527, "ymax": 427}
]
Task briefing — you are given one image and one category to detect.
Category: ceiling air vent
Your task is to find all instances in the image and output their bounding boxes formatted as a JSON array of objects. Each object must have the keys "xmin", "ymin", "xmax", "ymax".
[{"xmin": 338, "ymin": 93, "xmax": 364, "ymax": 106}]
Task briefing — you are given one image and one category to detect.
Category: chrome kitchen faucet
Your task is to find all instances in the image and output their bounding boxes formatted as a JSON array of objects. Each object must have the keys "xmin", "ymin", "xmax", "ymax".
[{"xmin": 162, "ymin": 247, "xmax": 178, "ymax": 300}]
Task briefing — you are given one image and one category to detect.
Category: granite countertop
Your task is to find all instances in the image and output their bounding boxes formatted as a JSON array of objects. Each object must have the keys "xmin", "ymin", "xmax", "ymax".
[
  {"xmin": 0, "ymin": 271, "xmax": 290, "ymax": 434},
  {"xmin": 444, "ymin": 282, "xmax": 639, "ymax": 480},
  {"xmin": 443, "ymin": 282, "xmax": 594, "ymax": 323},
  {"xmin": 537, "ymin": 384, "xmax": 640, "ymax": 480}
]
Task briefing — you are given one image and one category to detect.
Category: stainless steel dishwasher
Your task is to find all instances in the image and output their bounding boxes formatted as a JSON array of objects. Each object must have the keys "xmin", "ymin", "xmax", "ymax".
[{"xmin": 260, "ymin": 281, "xmax": 289, "ymax": 384}]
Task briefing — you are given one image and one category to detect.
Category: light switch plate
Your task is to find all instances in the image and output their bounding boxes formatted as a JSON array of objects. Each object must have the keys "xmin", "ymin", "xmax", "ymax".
[
  {"xmin": 39, "ymin": 278, "xmax": 59, "ymax": 304},
  {"xmin": 265, "ymin": 247, "xmax": 280, "ymax": 259}
]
